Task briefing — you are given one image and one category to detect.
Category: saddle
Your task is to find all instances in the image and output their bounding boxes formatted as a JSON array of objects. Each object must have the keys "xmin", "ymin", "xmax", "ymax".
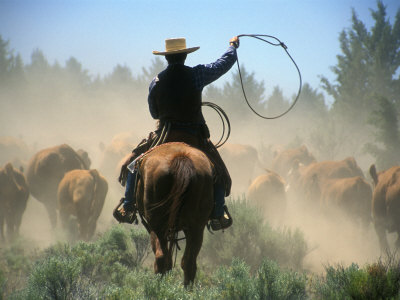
[{"xmin": 119, "ymin": 126, "xmax": 231, "ymax": 196}]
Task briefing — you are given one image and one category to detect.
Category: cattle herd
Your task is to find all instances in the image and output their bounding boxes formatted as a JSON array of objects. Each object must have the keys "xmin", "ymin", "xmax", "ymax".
[
  {"xmin": 224, "ymin": 143, "xmax": 400, "ymax": 257},
  {"xmin": 1, "ymin": 135, "xmax": 399, "ymax": 260}
]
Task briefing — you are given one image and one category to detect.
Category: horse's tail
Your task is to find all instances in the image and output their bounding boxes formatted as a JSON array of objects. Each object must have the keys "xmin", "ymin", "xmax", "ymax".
[{"xmin": 166, "ymin": 153, "xmax": 196, "ymax": 232}]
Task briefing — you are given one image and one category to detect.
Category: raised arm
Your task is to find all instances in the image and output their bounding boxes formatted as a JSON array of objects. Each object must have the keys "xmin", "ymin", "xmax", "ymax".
[{"xmin": 192, "ymin": 36, "xmax": 240, "ymax": 90}]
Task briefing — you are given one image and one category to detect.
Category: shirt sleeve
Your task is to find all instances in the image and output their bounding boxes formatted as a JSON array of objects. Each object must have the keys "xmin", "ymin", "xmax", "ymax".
[
  {"xmin": 192, "ymin": 45, "xmax": 237, "ymax": 90},
  {"xmin": 148, "ymin": 76, "xmax": 159, "ymax": 119}
]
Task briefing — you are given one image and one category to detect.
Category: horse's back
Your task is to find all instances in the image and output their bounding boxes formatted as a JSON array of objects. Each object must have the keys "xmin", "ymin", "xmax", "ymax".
[{"xmin": 142, "ymin": 142, "xmax": 212, "ymax": 176}]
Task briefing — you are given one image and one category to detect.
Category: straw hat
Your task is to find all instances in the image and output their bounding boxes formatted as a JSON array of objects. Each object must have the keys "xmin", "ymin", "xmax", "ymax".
[{"xmin": 153, "ymin": 38, "xmax": 200, "ymax": 55}]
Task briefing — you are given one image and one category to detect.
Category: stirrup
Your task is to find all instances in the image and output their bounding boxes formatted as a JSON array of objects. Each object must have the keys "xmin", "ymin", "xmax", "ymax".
[
  {"xmin": 113, "ymin": 198, "xmax": 138, "ymax": 224},
  {"xmin": 208, "ymin": 206, "xmax": 233, "ymax": 231}
]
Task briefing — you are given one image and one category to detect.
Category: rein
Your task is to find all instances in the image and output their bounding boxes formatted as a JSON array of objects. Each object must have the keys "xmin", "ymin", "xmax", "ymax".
[{"xmin": 168, "ymin": 230, "xmax": 186, "ymax": 267}]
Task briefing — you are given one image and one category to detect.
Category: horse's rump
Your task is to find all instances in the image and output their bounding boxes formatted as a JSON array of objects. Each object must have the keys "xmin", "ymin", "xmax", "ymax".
[{"xmin": 138, "ymin": 142, "xmax": 214, "ymax": 234}]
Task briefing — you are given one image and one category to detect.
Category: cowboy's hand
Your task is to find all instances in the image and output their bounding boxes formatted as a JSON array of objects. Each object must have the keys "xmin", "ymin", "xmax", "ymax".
[
  {"xmin": 230, "ymin": 36, "xmax": 239, "ymax": 48},
  {"xmin": 118, "ymin": 152, "xmax": 136, "ymax": 186}
]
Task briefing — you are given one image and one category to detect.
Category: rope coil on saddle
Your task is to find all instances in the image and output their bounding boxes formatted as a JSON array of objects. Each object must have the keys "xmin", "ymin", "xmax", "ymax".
[{"xmin": 202, "ymin": 101, "xmax": 230, "ymax": 148}]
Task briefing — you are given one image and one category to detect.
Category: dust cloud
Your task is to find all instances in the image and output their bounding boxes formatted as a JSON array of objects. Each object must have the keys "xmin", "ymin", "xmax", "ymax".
[{"xmin": 0, "ymin": 58, "xmax": 386, "ymax": 274}]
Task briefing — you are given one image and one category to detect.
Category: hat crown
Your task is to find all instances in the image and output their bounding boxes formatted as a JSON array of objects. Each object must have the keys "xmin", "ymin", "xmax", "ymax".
[{"xmin": 165, "ymin": 38, "xmax": 187, "ymax": 52}]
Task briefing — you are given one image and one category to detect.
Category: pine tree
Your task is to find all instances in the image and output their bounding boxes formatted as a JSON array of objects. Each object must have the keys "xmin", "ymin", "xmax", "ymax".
[
  {"xmin": 265, "ymin": 86, "xmax": 288, "ymax": 116},
  {"xmin": 321, "ymin": 1, "xmax": 400, "ymax": 125},
  {"xmin": 364, "ymin": 95, "xmax": 400, "ymax": 170}
]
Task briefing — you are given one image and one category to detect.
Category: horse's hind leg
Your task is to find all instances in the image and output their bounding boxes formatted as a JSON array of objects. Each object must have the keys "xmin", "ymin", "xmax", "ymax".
[
  {"xmin": 181, "ymin": 227, "xmax": 204, "ymax": 286},
  {"xmin": 150, "ymin": 231, "xmax": 172, "ymax": 275}
]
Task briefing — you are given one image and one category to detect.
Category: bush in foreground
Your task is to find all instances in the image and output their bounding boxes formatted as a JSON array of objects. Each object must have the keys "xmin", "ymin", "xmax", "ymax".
[
  {"xmin": 311, "ymin": 257, "xmax": 400, "ymax": 299},
  {"xmin": 7, "ymin": 221, "xmax": 307, "ymax": 299},
  {"xmin": 201, "ymin": 197, "xmax": 308, "ymax": 270},
  {"xmin": 0, "ymin": 237, "xmax": 38, "ymax": 298},
  {"xmin": 102, "ymin": 258, "xmax": 307, "ymax": 300},
  {"xmin": 20, "ymin": 225, "xmax": 150, "ymax": 299},
  {"xmin": 4, "ymin": 211, "xmax": 400, "ymax": 299}
]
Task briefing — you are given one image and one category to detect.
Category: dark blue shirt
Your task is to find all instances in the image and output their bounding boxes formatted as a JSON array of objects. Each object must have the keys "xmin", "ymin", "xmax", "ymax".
[{"xmin": 148, "ymin": 46, "xmax": 237, "ymax": 119}]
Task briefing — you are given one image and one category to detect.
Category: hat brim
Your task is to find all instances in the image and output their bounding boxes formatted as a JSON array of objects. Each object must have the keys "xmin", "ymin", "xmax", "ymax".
[{"xmin": 152, "ymin": 46, "xmax": 200, "ymax": 56}]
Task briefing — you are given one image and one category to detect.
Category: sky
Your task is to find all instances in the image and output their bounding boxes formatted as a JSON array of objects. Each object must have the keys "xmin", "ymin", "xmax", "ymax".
[{"xmin": 0, "ymin": 0, "xmax": 399, "ymax": 104}]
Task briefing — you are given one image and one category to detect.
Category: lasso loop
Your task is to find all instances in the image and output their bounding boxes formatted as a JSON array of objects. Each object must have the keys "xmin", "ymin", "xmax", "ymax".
[
  {"xmin": 236, "ymin": 34, "xmax": 302, "ymax": 119},
  {"xmin": 202, "ymin": 34, "xmax": 301, "ymax": 147}
]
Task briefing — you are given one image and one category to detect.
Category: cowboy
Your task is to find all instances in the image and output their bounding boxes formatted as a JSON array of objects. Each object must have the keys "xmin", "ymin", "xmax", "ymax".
[{"xmin": 114, "ymin": 36, "xmax": 240, "ymax": 230}]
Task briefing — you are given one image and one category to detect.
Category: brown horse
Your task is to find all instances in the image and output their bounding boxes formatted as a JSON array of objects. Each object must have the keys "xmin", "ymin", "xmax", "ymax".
[{"xmin": 135, "ymin": 142, "xmax": 214, "ymax": 286}]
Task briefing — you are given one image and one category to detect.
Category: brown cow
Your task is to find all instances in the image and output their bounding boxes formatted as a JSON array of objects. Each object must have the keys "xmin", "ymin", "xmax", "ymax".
[
  {"xmin": 26, "ymin": 144, "xmax": 91, "ymax": 228},
  {"xmin": 246, "ymin": 170, "xmax": 287, "ymax": 225},
  {"xmin": 58, "ymin": 169, "xmax": 108, "ymax": 240},
  {"xmin": 219, "ymin": 143, "xmax": 259, "ymax": 194},
  {"xmin": 271, "ymin": 145, "xmax": 316, "ymax": 179},
  {"xmin": 0, "ymin": 163, "xmax": 29, "ymax": 241},
  {"xmin": 320, "ymin": 176, "xmax": 372, "ymax": 229},
  {"xmin": 99, "ymin": 132, "xmax": 137, "ymax": 180},
  {"xmin": 369, "ymin": 164, "xmax": 400, "ymax": 251},
  {"xmin": 295, "ymin": 157, "xmax": 365, "ymax": 204}
]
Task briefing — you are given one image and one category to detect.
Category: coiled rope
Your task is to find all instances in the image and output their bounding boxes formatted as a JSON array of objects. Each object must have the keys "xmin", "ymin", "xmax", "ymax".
[
  {"xmin": 202, "ymin": 101, "xmax": 230, "ymax": 148},
  {"xmin": 236, "ymin": 34, "xmax": 302, "ymax": 119}
]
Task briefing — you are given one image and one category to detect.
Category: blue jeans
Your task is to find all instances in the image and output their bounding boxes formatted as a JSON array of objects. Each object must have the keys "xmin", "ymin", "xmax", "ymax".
[
  {"xmin": 213, "ymin": 183, "xmax": 226, "ymax": 218},
  {"xmin": 123, "ymin": 171, "xmax": 137, "ymax": 211}
]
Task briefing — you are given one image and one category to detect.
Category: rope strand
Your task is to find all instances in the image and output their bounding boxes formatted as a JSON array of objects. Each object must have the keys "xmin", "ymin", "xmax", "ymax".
[{"xmin": 236, "ymin": 34, "xmax": 302, "ymax": 119}]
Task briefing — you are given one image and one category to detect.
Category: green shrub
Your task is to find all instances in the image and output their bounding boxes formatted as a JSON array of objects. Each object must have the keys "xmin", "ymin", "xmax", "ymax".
[
  {"xmin": 129, "ymin": 226, "xmax": 151, "ymax": 266},
  {"xmin": 102, "ymin": 268, "xmax": 219, "ymax": 300},
  {"xmin": 311, "ymin": 259, "xmax": 400, "ymax": 299},
  {"xmin": 0, "ymin": 238, "xmax": 38, "ymax": 298},
  {"xmin": 213, "ymin": 258, "xmax": 258, "ymax": 300},
  {"xmin": 257, "ymin": 259, "xmax": 307, "ymax": 300},
  {"xmin": 201, "ymin": 197, "xmax": 307, "ymax": 270},
  {"xmin": 100, "ymin": 258, "xmax": 307, "ymax": 300},
  {"xmin": 17, "ymin": 225, "xmax": 150, "ymax": 299},
  {"xmin": 0, "ymin": 266, "xmax": 5, "ymax": 300},
  {"xmin": 102, "ymin": 259, "xmax": 259, "ymax": 300},
  {"xmin": 25, "ymin": 255, "xmax": 80, "ymax": 299},
  {"xmin": 12, "ymin": 218, "xmax": 400, "ymax": 300}
]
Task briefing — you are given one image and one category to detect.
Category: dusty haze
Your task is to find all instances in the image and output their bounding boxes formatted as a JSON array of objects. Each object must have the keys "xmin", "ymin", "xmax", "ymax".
[{"xmin": 0, "ymin": 57, "xmax": 385, "ymax": 274}]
